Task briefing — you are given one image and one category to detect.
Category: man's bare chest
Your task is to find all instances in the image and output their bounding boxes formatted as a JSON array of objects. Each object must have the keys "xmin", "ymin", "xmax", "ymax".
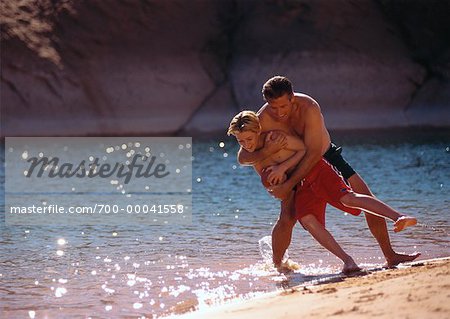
[{"xmin": 261, "ymin": 119, "xmax": 305, "ymax": 139}]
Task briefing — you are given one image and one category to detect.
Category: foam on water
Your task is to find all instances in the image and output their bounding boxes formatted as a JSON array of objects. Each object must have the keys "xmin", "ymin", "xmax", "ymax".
[{"xmin": 258, "ymin": 235, "xmax": 289, "ymax": 264}]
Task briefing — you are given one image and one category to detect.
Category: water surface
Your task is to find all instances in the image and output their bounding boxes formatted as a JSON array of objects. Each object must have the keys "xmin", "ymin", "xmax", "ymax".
[{"xmin": 1, "ymin": 129, "xmax": 449, "ymax": 318}]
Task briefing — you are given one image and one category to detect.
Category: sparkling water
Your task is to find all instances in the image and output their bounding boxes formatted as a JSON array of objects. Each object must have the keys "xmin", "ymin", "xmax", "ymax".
[{"xmin": 1, "ymin": 129, "xmax": 449, "ymax": 318}]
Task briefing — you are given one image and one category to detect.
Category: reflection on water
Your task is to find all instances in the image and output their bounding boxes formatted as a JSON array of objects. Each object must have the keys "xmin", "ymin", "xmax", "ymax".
[{"xmin": 1, "ymin": 129, "xmax": 449, "ymax": 318}]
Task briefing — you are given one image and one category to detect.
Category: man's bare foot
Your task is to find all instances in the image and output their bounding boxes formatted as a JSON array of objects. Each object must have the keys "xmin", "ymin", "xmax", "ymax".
[
  {"xmin": 386, "ymin": 252, "xmax": 421, "ymax": 268},
  {"xmin": 394, "ymin": 216, "xmax": 417, "ymax": 232},
  {"xmin": 342, "ymin": 258, "xmax": 362, "ymax": 275}
]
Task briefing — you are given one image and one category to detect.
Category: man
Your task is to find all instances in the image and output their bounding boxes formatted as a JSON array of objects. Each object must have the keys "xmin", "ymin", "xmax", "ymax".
[{"xmin": 238, "ymin": 76, "xmax": 420, "ymax": 268}]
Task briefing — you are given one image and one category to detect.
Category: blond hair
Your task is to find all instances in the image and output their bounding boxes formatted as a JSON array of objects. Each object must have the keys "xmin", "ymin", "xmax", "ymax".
[{"xmin": 227, "ymin": 111, "xmax": 261, "ymax": 136}]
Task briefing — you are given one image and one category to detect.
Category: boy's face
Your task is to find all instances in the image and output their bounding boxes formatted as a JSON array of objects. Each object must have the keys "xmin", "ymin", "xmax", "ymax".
[
  {"xmin": 267, "ymin": 93, "xmax": 294, "ymax": 122},
  {"xmin": 235, "ymin": 130, "xmax": 260, "ymax": 152}
]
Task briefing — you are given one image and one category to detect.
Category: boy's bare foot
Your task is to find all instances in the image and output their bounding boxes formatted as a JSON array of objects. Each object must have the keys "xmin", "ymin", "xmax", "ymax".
[
  {"xmin": 276, "ymin": 258, "xmax": 301, "ymax": 273},
  {"xmin": 386, "ymin": 252, "xmax": 421, "ymax": 268},
  {"xmin": 342, "ymin": 259, "xmax": 362, "ymax": 275},
  {"xmin": 276, "ymin": 264, "xmax": 293, "ymax": 274},
  {"xmin": 394, "ymin": 216, "xmax": 417, "ymax": 232}
]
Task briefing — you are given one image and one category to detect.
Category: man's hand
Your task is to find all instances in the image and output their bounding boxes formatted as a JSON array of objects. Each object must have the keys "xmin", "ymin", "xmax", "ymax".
[
  {"xmin": 268, "ymin": 181, "xmax": 293, "ymax": 201},
  {"xmin": 265, "ymin": 131, "xmax": 287, "ymax": 154},
  {"xmin": 264, "ymin": 164, "xmax": 287, "ymax": 185}
]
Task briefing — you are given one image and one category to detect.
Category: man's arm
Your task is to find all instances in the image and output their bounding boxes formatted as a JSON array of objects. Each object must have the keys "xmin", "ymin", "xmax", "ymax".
[
  {"xmin": 265, "ymin": 149, "xmax": 305, "ymax": 185},
  {"xmin": 278, "ymin": 147, "xmax": 306, "ymax": 173},
  {"xmin": 268, "ymin": 100, "xmax": 325, "ymax": 199},
  {"xmin": 265, "ymin": 136, "xmax": 306, "ymax": 185},
  {"xmin": 285, "ymin": 105, "xmax": 324, "ymax": 187}
]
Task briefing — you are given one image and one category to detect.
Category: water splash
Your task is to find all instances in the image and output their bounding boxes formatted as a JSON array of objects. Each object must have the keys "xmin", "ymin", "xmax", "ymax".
[{"xmin": 258, "ymin": 235, "xmax": 290, "ymax": 265}]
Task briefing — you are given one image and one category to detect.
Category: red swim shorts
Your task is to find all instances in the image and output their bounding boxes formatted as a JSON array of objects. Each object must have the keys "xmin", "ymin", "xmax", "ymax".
[{"xmin": 295, "ymin": 159, "xmax": 361, "ymax": 226}]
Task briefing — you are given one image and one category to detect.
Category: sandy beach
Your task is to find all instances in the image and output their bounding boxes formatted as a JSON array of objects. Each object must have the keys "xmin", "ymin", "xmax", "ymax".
[{"xmin": 170, "ymin": 257, "xmax": 450, "ymax": 319}]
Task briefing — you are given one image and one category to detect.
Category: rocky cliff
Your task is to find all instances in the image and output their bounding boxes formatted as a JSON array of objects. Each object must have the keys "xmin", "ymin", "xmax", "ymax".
[{"xmin": 1, "ymin": 0, "xmax": 449, "ymax": 136}]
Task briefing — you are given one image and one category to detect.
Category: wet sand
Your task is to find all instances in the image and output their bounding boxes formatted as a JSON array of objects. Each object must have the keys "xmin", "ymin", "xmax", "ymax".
[{"xmin": 170, "ymin": 257, "xmax": 450, "ymax": 319}]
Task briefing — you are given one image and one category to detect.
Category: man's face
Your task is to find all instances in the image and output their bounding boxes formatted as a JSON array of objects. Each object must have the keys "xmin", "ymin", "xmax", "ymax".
[
  {"xmin": 235, "ymin": 130, "xmax": 260, "ymax": 152},
  {"xmin": 267, "ymin": 93, "xmax": 294, "ymax": 122}
]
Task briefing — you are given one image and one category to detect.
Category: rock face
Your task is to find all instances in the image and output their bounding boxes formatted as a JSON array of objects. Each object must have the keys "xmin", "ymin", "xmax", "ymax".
[{"xmin": 1, "ymin": 0, "xmax": 449, "ymax": 137}]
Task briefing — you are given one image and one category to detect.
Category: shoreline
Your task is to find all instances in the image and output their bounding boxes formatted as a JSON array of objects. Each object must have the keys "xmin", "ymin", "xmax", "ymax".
[
  {"xmin": 1, "ymin": 125, "xmax": 450, "ymax": 140},
  {"xmin": 169, "ymin": 257, "xmax": 450, "ymax": 319}
]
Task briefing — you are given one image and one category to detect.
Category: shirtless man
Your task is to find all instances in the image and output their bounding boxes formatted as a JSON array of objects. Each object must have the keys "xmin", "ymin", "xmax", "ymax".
[{"xmin": 238, "ymin": 76, "xmax": 420, "ymax": 268}]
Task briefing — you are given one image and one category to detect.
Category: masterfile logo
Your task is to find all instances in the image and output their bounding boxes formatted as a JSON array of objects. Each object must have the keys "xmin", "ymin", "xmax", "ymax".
[{"xmin": 5, "ymin": 137, "xmax": 192, "ymax": 226}]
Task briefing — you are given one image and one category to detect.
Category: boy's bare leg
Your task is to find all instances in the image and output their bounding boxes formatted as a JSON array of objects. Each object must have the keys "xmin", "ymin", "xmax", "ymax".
[
  {"xmin": 271, "ymin": 191, "xmax": 296, "ymax": 268},
  {"xmin": 394, "ymin": 216, "xmax": 418, "ymax": 232},
  {"xmin": 347, "ymin": 174, "xmax": 420, "ymax": 267},
  {"xmin": 300, "ymin": 214, "xmax": 360, "ymax": 274},
  {"xmin": 340, "ymin": 192, "xmax": 417, "ymax": 231}
]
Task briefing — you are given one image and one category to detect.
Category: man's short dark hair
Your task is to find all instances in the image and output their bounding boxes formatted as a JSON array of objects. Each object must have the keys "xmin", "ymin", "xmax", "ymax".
[{"xmin": 262, "ymin": 76, "xmax": 294, "ymax": 101}]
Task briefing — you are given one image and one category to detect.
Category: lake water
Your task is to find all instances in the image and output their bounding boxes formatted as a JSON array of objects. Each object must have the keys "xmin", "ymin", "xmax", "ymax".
[{"xmin": 1, "ymin": 129, "xmax": 449, "ymax": 318}]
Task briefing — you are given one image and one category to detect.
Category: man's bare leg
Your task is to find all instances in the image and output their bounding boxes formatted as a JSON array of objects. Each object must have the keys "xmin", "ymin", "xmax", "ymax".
[
  {"xmin": 272, "ymin": 191, "xmax": 296, "ymax": 268},
  {"xmin": 347, "ymin": 173, "xmax": 420, "ymax": 267},
  {"xmin": 300, "ymin": 214, "xmax": 361, "ymax": 274}
]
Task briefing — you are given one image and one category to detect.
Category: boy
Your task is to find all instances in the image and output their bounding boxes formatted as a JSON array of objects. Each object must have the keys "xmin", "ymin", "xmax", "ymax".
[{"xmin": 228, "ymin": 111, "xmax": 417, "ymax": 273}]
